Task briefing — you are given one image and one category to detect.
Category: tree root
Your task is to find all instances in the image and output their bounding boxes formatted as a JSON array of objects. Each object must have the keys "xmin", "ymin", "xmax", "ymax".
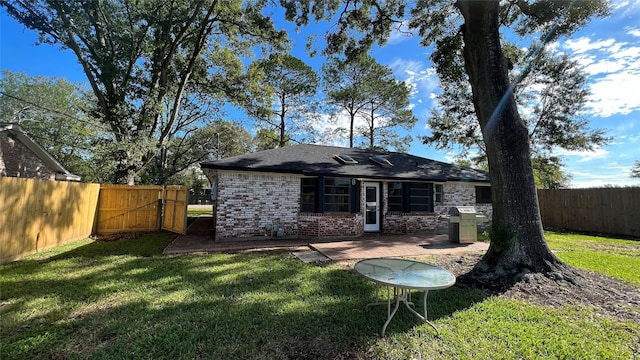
[
  {"xmin": 457, "ymin": 256, "xmax": 585, "ymax": 293},
  {"xmin": 449, "ymin": 255, "xmax": 640, "ymax": 324}
]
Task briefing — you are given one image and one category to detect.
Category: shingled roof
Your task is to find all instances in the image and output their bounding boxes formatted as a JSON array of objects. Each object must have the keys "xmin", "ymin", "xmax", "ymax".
[
  {"xmin": 1, "ymin": 123, "xmax": 81, "ymax": 181},
  {"xmin": 200, "ymin": 144, "xmax": 489, "ymax": 183}
]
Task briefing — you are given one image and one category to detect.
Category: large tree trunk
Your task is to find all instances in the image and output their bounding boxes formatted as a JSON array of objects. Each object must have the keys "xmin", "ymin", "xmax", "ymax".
[{"xmin": 457, "ymin": 0, "xmax": 563, "ymax": 282}]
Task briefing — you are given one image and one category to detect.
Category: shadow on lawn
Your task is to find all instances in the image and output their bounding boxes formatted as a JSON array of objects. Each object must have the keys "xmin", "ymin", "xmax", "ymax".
[
  {"xmin": 321, "ymin": 267, "xmax": 489, "ymax": 336},
  {"xmin": 1, "ymin": 236, "xmax": 490, "ymax": 359}
]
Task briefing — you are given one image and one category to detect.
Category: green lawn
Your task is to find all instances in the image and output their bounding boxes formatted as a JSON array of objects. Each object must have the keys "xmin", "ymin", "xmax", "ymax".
[
  {"xmin": 1, "ymin": 232, "xmax": 638, "ymax": 359},
  {"xmin": 187, "ymin": 206, "xmax": 212, "ymax": 225},
  {"xmin": 546, "ymin": 231, "xmax": 640, "ymax": 285}
]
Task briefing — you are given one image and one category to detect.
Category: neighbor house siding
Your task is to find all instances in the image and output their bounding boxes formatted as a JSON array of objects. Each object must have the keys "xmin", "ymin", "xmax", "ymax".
[
  {"xmin": 0, "ymin": 130, "xmax": 56, "ymax": 181},
  {"xmin": 214, "ymin": 171, "xmax": 300, "ymax": 239}
]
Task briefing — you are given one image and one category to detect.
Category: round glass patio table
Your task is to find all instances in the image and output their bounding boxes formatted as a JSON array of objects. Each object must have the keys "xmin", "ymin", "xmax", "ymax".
[{"xmin": 354, "ymin": 257, "xmax": 456, "ymax": 337}]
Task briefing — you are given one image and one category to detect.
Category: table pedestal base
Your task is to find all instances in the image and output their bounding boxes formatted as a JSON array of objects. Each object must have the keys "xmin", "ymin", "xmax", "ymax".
[{"xmin": 365, "ymin": 286, "xmax": 439, "ymax": 337}]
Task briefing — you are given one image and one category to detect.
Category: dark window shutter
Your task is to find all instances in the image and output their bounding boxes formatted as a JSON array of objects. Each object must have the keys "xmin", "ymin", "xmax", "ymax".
[{"xmin": 350, "ymin": 180, "xmax": 360, "ymax": 213}]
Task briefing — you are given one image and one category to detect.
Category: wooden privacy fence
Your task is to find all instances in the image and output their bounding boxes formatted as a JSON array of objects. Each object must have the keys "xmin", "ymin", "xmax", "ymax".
[
  {"xmin": 94, "ymin": 185, "xmax": 187, "ymax": 235},
  {"xmin": 1, "ymin": 179, "xmax": 188, "ymax": 263},
  {"xmin": 0, "ymin": 177, "xmax": 100, "ymax": 263},
  {"xmin": 538, "ymin": 188, "xmax": 640, "ymax": 237},
  {"xmin": 162, "ymin": 186, "xmax": 188, "ymax": 235},
  {"xmin": 94, "ymin": 185, "xmax": 163, "ymax": 234}
]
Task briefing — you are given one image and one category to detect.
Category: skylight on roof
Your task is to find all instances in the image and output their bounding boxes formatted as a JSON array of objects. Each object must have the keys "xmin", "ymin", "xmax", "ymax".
[
  {"xmin": 369, "ymin": 156, "xmax": 393, "ymax": 167},
  {"xmin": 334, "ymin": 154, "xmax": 358, "ymax": 165}
]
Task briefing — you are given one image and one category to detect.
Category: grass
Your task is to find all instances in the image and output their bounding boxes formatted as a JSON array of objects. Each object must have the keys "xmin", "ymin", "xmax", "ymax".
[
  {"xmin": 1, "ymin": 232, "xmax": 639, "ymax": 359},
  {"xmin": 186, "ymin": 205, "xmax": 212, "ymax": 225},
  {"xmin": 546, "ymin": 231, "xmax": 640, "ymax": 285}
]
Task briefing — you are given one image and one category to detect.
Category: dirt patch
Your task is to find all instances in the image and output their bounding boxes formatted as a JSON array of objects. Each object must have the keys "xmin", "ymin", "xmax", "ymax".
[
  {"xmin": 427, "ymin": 253, "xmax": 640, "ymax": 324},
  {"xmin": 94, "ymin": 232, "xmax": 152, "ymax": 242}
]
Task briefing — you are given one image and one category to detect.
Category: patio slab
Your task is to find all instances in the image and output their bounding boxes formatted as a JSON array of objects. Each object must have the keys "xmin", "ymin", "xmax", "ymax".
[
  {"xmin": 310, "ymin": 233, "xmax": 489, "ymax": 261},
  {"xmin": 292, "ymin": 250, "xmax": 330, "ymax": 263},
  {"xmin": 163, "ymin": 216, "xmax": 489, "ymax": 260}
]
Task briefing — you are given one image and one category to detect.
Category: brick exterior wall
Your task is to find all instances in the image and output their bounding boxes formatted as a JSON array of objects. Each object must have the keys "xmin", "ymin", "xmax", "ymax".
[
  {"xmin": 0, "ymin": 131, "xmax": 56, "ymax": 181},
  {"xmin": 298, "ymin": 213, "xmax": 362, "ymax": 238},
  {"xmin": 382, "ymin": 212, "xmax": 438, "ymax": 234},
  {"xmin": 206, "ymin": 169, "xmax": 493, "ymax": 240},
  {"xmin": 213, "ymin": 172, "xmax": 300, "ymax": 239},
  {"xmin": 435, "ymin": 182, "xmax": 493, "ymax": 232},
  {"xmin": 380, "ymin": 182, "xmax": 492, "ymax": 235},
  {"xmin": 380, "ymin": 182, "xmax": 438, "ymax": 234}
]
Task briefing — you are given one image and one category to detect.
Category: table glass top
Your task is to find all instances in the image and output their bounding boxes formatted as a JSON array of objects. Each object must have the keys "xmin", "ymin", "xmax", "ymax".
[{"xmin": 354, "ymin": 258, "xmax": 456, "ymax": 290}]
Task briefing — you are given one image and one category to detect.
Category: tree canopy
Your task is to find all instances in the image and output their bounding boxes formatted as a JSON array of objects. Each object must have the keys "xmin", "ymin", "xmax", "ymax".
[
  {"xmin": 246, "ymin": 53, "xmax": 319, "ymax": 147},
  {"xmin": 142, "ymin": 119, "xmax": 253, "ymax": 185},
  {"xmin": 281, "ymin": 0, "xmax": 610, "ymax": 282},
  {"xmin": 0, "ymin": 70, "xmax": 104, "ymax": 181},
  {"xmin": 3, "ymin": 0, "xmax": 287, "ymax": 184},
  {"xmin": 424, "ymin": 47, "xmax": 609, "ymax": 188},
  {"xmin": 631, "ymin": 161, "xmax": 640, "ymax": 179},
  {"xmin": 322, "ymin": 54, "xmax": 416, "ymax": 151}
]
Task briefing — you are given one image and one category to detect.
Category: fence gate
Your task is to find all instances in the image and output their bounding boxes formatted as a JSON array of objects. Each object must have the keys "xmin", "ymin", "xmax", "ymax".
[{"xmin": 162, "ymin": 185, "xmax": 188, "ymax": 235}]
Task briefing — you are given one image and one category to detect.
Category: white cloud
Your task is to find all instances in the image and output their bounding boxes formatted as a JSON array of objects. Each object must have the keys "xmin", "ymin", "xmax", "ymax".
[
  {"xmin": 560, "ymin": 35, "xmax": 640, "ymax": 118},
  {"xmin": 310, "ymin": 113, "xmax": 349, "ymax": 147},
  {"xmin": 555, "ymin": 147, "xmax": 608, "ymax": 162},
  {"xmin": 388, "ymin": 58, "xmax": 438, "ymax": 100},
  {"xmin": 613, "ymin": 0, "xmax": 640, "ymax": 17},
  {"xmin": 627, "ymin": 27, "xmax": 640, "ymax": 37},
  {"xmin": 628, "ymin": 134, "xmax": 640, "ymax": 142},
  {"xmin": 588, "ymin": 72, "xmax": 640, "ymax": 116},
  {"xmin": 444, "ymin": 152, "xmax": 457, "ymax": 164},
  {"xmin": 389, "ymin": 58, "xmax": 423, "ymax": 77},
  {"xmin": 583, "ymin": 60, "xmax": 626, "ymax": 75},
  {"xmin": 564, "ymin": 38, "xmax": 616, "ymax": 53},
  {"xmin": 568, "ymin": 164, "xmax": 638, "ymax": 188},
  {"xmin": 311, "ymin": 109, "xmax": 395, "ymax": 147},
  {"xmin": 569, "ymin": 178, "xmax": 633, "ymax": 188}
]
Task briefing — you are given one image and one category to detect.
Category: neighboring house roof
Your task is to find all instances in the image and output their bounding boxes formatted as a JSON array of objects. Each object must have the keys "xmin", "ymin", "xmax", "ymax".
[
  {"xmin": 0, "ymin": 123, "xmax": 81, "ymax": 181},
  {"xmin": 200, "ymin": 144, "xmax": 490, "ymax": 183}
]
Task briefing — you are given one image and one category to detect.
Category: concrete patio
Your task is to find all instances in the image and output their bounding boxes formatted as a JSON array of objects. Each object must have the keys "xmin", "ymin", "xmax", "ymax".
[{"xmin": 163, "ymin": 215, "xmax": 489, "ymax": 260}]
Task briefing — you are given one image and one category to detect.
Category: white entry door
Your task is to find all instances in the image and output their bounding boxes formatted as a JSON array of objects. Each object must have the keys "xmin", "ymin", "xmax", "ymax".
[{"xmin": 364, "ymin": 182, "xmax": 380, "ymax": 232}]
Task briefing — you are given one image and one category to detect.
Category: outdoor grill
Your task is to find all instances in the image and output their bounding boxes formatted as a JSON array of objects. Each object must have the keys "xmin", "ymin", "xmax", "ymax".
[{"xmin": 448, "ymin": 206, "xmax": 487, "ymax": 244}]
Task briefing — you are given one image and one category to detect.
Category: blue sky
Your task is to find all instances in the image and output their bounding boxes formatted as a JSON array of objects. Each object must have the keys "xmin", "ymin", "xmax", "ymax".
[{"xmin": 1, "ymin": 2, "xmax": 639, "ymax": 188}]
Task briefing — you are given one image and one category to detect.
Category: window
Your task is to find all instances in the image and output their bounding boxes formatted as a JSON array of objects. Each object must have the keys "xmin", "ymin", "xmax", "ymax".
[
  {"xmin": 300, "ymin": 177, "xmax": 356, "ymax": 213},
  {"xmin": 434, "ymin": 184, "xmax": 443, "ymax": 203},
  {"xmin": 301, "ymin": 178, "xmax": 317, "ymax": 212},
  {"xmin": 324, "ymin": 177, "xmax": 351, "ymax": 212},
  {"xmin": 387, "ymin": 182, "xmax": 403, "ymax": 211},
  {"xmin": 476, "ymin": 186, "xmax": 492, "ymax": 204},
  {"xmin": 386, "ymin": 182, "xmax": 434, "ymax": 213}
]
